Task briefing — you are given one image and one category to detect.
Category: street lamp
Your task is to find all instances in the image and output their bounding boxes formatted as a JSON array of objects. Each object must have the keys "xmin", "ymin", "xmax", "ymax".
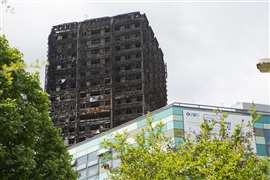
[
  {"xmin": 257, "ymin": 58, "xmax": 270, "ymax": 73},
  {"xmin": 0, "ymin": 0, "xmax": 14, "ymax": 36},
  {"xmin": 257, "ymin": 58, "xmax": 270, "ymax": 107}
]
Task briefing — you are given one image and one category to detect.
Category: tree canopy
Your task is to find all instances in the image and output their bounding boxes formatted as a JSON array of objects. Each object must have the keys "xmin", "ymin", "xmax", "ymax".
[
  {"xmin": 103, "ymin": 112, "xmax": 270, "ymax": 180},
  {"xmin": 0, "ymin": 36, "xmax": 77, "ymax": 179}
]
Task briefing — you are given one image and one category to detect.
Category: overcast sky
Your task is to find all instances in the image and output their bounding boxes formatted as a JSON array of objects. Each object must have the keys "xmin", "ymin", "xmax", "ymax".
[{"xmin": 3, "ymin": 0, "xmax": 269, "ymax": 107}]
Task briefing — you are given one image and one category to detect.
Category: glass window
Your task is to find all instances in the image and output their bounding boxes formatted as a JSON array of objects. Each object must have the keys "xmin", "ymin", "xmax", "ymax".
[
  {"xmin": 77, "ymin": 155, "xmax": 88, "ymax": 170},
  {"xmin": 88, "ymin": 151, "xmax": 98, "ymax": 161},
  {"xmin": 87, "ymin": 151, "xmax": 98, "ymax": 166},
  {"xmin": 265, "ymin": 129, "xmax": 270, "ymax": 136},
  {"xmin": 112, "ymin": 159, "xmax": 121, "ymax": 168},
  {"xmin": 87, "ymin": 176, "xmax": 98, "ymax": 180},
  {"xmin": 264, "ymin": 129, "xmax": 270, "ymax": 144},
  {"xmin": 254, "ymin": 128, "xmax": 264, "ymax": 137},
  {"xmin": 78, "ymin": 169, "xmax": 87, "ymax": 180},
  {"xmin": 265, "ymin": 136, "xmax": 270, "ymax": 144},
  {"xmin": 88, "ymin": 159, "xmax": 98, "ymax": 167},
  {"xmin": 87, "ymin": 165, "xmax": 99, "ymax": 177},
  {"xmin": 77, "ymin": 155, "xmax": 87, "ymax": 165}
]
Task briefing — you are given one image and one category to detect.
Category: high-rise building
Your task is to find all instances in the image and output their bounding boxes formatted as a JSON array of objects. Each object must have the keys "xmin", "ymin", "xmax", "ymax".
[{"xmin": 45, "ymin": 12, "xmax": 167, "ymax": 146}]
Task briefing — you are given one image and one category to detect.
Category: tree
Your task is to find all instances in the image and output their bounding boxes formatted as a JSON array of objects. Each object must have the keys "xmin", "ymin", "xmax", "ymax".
[
  {"xmin": 0, "ymin": 36, "xmax": 77, "ymax": 179},
  {"xmin": 103, "ymin": 111, "xmax": 270, "ymax": 180}
]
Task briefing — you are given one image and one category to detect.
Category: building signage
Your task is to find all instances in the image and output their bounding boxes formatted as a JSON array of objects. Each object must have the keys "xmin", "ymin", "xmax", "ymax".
[{"xmin": 183, "ymin": 109, "xmax": 256, "ymax": 150}]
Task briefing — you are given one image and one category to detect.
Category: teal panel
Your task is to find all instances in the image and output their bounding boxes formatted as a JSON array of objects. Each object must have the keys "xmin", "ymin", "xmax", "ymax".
[
  {"xmin": 164, "ymin": 129, "xmax": 174, "ymax": 137},
  {"xmin": 173, "ymin": 115, "xmax": 183, "ymax": 121},
  {"xmin": 137, "ymin": 119, "xmax": 146, "ymax": 128},
  {"xmin": 99, "ymin": 172, "xmax": 108, "ymax": 180},
  {"xmin": 256, "ymin": 144, "xmax": 267, "ymax": 156},
  {"xmin": 174, "ymin": 137, "xmax": 185, "ymax": 145},
  {"xmin": 179, "ymin": 115, "xmax": 183, "ymax": 121},
  {"xmin": 256, "ymin": 115, "xmax": 270, "ymax": 124},
  {"xmin": 255, "ymin": 136, "xmax": 266, "ymax": 144},
  {"xmin": 174, "ymin": 120, "xmax": 184, "ymax": 129},
  {"xmin": 165, "ymin": 120, "xmax": 184, "ymax": 130},
  {"xmin": 254, "ymin": 123, "xmax": 264, "ymax": 129},
  {"xmin": 153, "ymin": 107, "xmax": 173, "ymax": 122},
  {"xmin": 263, "ymin": 124, "xmax": 270, "ymax": 129},
  {"xmin": 161, "ymin": 124, "xmax": 167, "ymax": 132},
  {"xmin": 167, "ymin": 121, "xmax": 174, "ymax": 130},
  {"xmin": 172, "ymin": 106, "xmax": 182, "ymax": 115},
  {"xmin": 137, "ymin": 107, "xmax": 176, "ymax": 128}
]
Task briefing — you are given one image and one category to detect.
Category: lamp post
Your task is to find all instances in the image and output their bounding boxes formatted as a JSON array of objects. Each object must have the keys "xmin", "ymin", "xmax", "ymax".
[
  {"xmin": 257, "ymin": 58, "xmax": 270, "ymax": 107},
  {"xmin": 0, "ymin": 0, "xmax": 14, "ymax": 36},
  {"xmin": 257, "ymin": 58, "xmax": 270, "ymax": 73}
]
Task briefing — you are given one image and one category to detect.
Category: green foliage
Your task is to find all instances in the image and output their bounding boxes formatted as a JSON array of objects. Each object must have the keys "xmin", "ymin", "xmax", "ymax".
[
  {"xmin": 0, "ymin": 36, "xmax": 77, "ymax": 180},
  {"xmin": 103, "ymin": 111, "xmax": 270, "ymax": 180}
]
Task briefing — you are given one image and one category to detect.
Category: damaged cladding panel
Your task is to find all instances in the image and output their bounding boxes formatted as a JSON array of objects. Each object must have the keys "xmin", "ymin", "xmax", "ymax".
[{"xmin": 46, "ymin": 12, "xmax": 167, "ymax": 146}]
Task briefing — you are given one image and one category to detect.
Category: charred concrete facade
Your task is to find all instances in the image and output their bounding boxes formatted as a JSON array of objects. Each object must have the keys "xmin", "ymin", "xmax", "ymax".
[{"xmin": 46, "ymin": 12, "xmax": 167, "ymax": 146}]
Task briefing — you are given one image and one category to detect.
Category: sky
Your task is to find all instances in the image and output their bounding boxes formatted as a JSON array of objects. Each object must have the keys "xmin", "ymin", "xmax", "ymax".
[{"xmin": 3, "ymin": 0, "xmax": 270, "ymax": 107}]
